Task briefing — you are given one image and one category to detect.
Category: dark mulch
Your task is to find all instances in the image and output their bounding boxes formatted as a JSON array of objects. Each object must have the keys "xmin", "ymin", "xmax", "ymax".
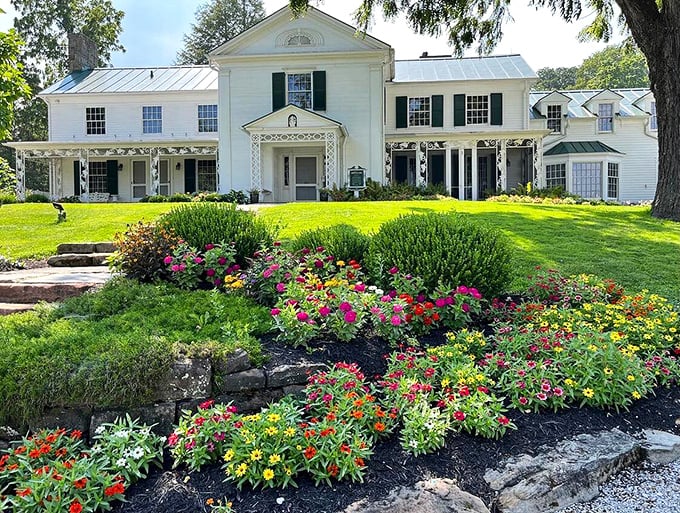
[{"xmin": 115, "ymin": 333, "xmax": 680, "ymax": 513}]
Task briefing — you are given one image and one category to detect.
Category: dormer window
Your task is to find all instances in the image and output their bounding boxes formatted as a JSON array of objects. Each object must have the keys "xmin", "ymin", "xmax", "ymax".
[
  {"xmin": 547, "ymin": 105, "xmax": 562, "ymax": 133},
  {"xmin": 598, "ymin": 103, "xmax": 614, "ymax": 132},
  {"xmin": 287, "ymin": 33, "xmax": 312, "ymax": 46}
]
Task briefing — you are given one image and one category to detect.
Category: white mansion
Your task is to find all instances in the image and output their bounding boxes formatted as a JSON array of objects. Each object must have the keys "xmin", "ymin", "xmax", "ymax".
[{"xmin": 7, "ymin": 6, "xmax": 658, "ymax": 203}]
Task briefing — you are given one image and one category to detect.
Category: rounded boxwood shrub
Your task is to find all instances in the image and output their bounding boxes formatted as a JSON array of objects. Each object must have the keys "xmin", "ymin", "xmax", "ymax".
[
  {"xmin": 160, "ymin": 203, "xmax": 277, "ymax": 266},
  {"xmin": 366, "ymin": 212, "xmax": 513, "ymax": 298},
  {"xmin": 290, "ymin": 224, "xmax": 370, "ymax": 263}
]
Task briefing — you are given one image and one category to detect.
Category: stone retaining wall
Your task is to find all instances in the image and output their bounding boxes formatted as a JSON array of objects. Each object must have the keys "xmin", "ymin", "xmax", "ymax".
[{"xmin": 1, "ymin": 350, "xmax": 325, "ymax": 445}]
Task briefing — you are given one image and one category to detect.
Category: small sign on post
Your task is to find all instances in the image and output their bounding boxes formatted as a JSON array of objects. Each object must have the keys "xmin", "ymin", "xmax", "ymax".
[{"xmin": 347, "ymin": 166, "xmax": 366, "ymax": 190}]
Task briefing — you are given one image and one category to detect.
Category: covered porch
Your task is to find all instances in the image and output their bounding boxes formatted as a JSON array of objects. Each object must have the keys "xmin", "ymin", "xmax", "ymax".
[
  {"xmin": 5, "ymin": 141, "xmax": 218, "ymax": 202},
  {"xmin": 384, "ymin": 133, "xmax": 548, "ymax": 200}
]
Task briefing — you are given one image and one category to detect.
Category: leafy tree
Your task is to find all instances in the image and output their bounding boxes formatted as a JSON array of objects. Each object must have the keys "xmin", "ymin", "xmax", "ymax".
[
  {"xmin": 176, "ymin": 0, "xmax": 266, "ymax": 65},
  {"xmin": 289, "ymin": 0, "xmax": 679, "ymax": 221},
  {"xmin": 0, "ymin": 27, "xmax": 31, "ymax": 142},
  {"xmin": 7, "ymin": 0, "xmax": 124, "ymax": 190},
  {"xmin": 574, "ymin": 43, "xmax": 649, "ymax": 89},
  {"xmin": 534, "ymin": 66, "xmax": 578, "ymax": 90}
]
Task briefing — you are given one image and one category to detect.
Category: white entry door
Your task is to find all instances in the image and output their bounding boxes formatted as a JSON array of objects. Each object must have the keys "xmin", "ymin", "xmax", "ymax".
[
  {"xmin": 132, "ymin": 160, "xmax": 147, "ymax": 199},
  {"xmin": 295, "ymin": 156, "xmax": 318, "ymax": 201}
]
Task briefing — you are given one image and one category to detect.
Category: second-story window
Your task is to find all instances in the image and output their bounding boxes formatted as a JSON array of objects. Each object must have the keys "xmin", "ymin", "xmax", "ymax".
[
  {"xmin": 198, "ymin": 104, "xmax": 218, "ymax": 133},
  {"xmin": 408, "ymin": 97, "xmax": 430, "ymax": 126},
  {"xmin": 650, "ymin": 101, "xmax": 657, "ymax": 131},
  {"xmin": 287, "ymin": 73, "xmax": 312, "ymax": 109},
  {"xmin": 547, "ymin": 105, "xmax": 562, "ymax": 133},
  {"xmin": 466, "ymin": 95, "xmax": 489, "ymax": 125},
  {"xmin": 142, "ymin": 106, "xmax": 162, "ymax": 134},
  {"xmin": 86, "ymin": 107, "xmax": 106, "ymax": 135},
  {"xmin": 598, "ymin": 103, "xmax": 614, "ymax": 132}
]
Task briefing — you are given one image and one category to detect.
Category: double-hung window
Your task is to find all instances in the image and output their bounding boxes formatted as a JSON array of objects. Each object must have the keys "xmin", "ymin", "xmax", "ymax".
[
  {"xmin": 545, "ymin": 163, "xmax": 566, "ymax": 189},
  {"xmin": 198, "ymin": 104, "xmax": 218, "ymax": 133},
  {"xmin": 547, "ymin": 105, "xmax": 562, "ymax": 133},
  {"xmin": 197, "ymin": 159, "xmax": 217, "ymax": 192},
  {"xmin": 650, "ymin": 101, "xmax": 657, "ymax": 131},
  {"xmin": 598, "ymin": 103, "xmax": 614, "ymax": 132},
  {"xmin": 607, "ymin": 163, "xmax": 619, "ymax": 199},
  {"xmin": 86, "ymin": 107, "xmax": 106, "ymax": 135},
  {"xmin": 408, "ymin": 97, "xmax": 430, "ymax": 126},
  {"xmin": 142, "ymin": 106, "xmax": 162, "ymax": 134},
  {"xmin": 287, "ymin": 73, "xmax": 312, "ymax": 109},
  {"xmin": 88, "ymin": 162, "xmax": 108, "ymax": 193},
  {"xmin": 466, "ymin": 95, "xmax": 489, "ymax": 125}
]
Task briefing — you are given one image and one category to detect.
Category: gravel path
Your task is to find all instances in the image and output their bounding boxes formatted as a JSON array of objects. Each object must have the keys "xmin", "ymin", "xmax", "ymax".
[{"xmin": 558, "ymin": 459, "xmax": 680, "ymax": 513}]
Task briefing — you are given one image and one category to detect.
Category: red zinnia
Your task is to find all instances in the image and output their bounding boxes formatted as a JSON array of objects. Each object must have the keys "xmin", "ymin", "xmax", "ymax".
[
  {"xmin": 16, "ymin": 488, "xmax": 32, "ymax": 497},
  {"xmin": 327, "ymin": 464, "xmax": 339, "ymax": 477},
  {"xmin": 104, "ymin": 482, "xmax": 125, "ymax": 497},
  {"xmin": 28, "ymin": 449, "xmax": 40, "ymax": 459},
  {"xmin": 69, "ymin": 499, "xmax": 83, "ymax": 513},
  {"xmin": 374, "ymin": 422, "xmax": 386, "ymax": 432},
  {"xmin": 74, "ymin": 477, "xmax": 88, "ymax": 489},
  {"xmin": 354, "ymin": 457, "xmax": 365, "ymax": 467},
  {"xmin": 340, "ymin": 444, "xmax": 352, "ymax": 454},
  {"xmin": 303, "ymin": 446, "xmax": 317, "ymax": 460},
  {"xmin": 453, "ymin": 411, "xmax": 466, "ymax": 421}
]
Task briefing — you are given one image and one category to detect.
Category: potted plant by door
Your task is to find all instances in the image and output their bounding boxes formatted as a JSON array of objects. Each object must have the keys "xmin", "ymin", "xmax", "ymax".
[
  {"xmin": 319, "ymin": 187, "xmax": 330, "ymax": 202},
  {"xmin": 248, "ymin": 188, "xmax": 260, "ymax": 204}
]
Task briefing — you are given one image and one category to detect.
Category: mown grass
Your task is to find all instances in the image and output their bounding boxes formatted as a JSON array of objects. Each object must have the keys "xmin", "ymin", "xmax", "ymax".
[{"xmin": 1, "ymin": 200, "xmax": 678, "ymax": 301}]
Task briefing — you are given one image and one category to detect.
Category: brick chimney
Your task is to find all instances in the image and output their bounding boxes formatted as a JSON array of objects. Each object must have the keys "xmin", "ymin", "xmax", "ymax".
[{"xmin": 67, "ymin": 33, "xmax": 98, "ymax": 73}]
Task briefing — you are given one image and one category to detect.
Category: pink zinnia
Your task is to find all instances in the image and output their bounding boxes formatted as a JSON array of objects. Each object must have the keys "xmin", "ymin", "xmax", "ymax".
[
  {"xmin": 388, "ymin": 266, "xmax": 399, "ymax": 275},
  {"xmin": 462, "ymin": 303, "xmax": 470, "ymax": 313},
  {"xmin": 262, "ymin": 269, "xmax": 273, "ymax": 279},
  {"xmin": 457, "ymin": 286, "xmax": 469, "ymax": 295},
  {"xmin": 393, "ymin": 304, "xmax": 404, "ymax": 314},
  {"xmin": 390, "ymin": 315, "xmax": 401, "ymax": 326},
  {"xmin": 319, "ymin": 306, "xmax": 331, "ymax": 317},
  {"xmin": 297, "ymin": 311, "xmax": 309, "ymax": 322},
  {"xmin": 344, "ymin": 311, "xmax": 357, "ymax": 323},
  {"xmin": 270, "ymin": 308, "xmax": 281, "ymax": 316},
  {"xmin": 339, "ymin": 302, "xmax": 352, "ymax": 312},
  {"xmin": 205, "ymin": 244, "xmax": 215, "ymax": 250},
  {"xmin": 276, "ymin": 282, "xmax": 286, "ymax": 293},
  {"xmin": 536, "ymin": 392, "xmax": 548, "ymax": 401},
  {"xmin": 435, "ymin": 298, "xmax": 446, "ymax": 308},
  {"xmin": 193, "ymin": 257, "xmax": 203, "ymax": 264},
  {"xmin": 179, "ymin": 263, "xmax": 186, "ymax": 271},
  {"xmin": 218, "ymin": 257, "xmax": 227, "ymax": 265},
  {"xmin": 453, "ymin": 411, "xmax": 466, "ymax": 421},
  {"xmin": 164, "ymin": 256, "xmax": 173, "ymax": 265},
  {"xmin": 206, "ymin": 268, "xmax": 215, "ymax": 277},
  {"xmin": 171, "ymin": 264, "xmax": 180, "ymax": 272},
  {"xmin": 354, "ymin": 283, "xmax": 366, "ymax": 292}
]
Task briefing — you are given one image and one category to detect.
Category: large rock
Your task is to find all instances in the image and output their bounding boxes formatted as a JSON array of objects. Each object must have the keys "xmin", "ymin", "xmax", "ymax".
[
  {"xmin": 484, "ymin": 429, "xmax": 642, "ymax": 513},
  {"xmin": 47, "ymin": 254, "xmax": 109, "ymax": 267},
  {"xmin": 90, "ymin": 402, "xmax": 176, "ymax": 436},
  {"xmin": 215, "ymin": 368, "xmax": 266, "ymax": 394},
  {"xmin": 0, "ymin": 283, "xmax": 95, "ymax": 303},
  {"xmin": 344, "ymin": 478, "xmax": 490, "ymax": 513},
  {"xmin": 642, "ymin": 429, "xmax": 680, "ymax": 464},
  {"xmin": 214, "ymin": 348, "xmax": 251, "ymax": 376},
  {"xmin": 153, "ymin": 357, "xmax": 212, "ymax": 402},
  {"xmin": 267, "ymin": 362, "xmax": 326, "ymax": 388},
  {"xmin": 57, "ymin": 243, "xmax": 96, "ymax": 254},
  {"xmin": 29, "ymin": 407, "xmax": 92, "ymax": 434}
]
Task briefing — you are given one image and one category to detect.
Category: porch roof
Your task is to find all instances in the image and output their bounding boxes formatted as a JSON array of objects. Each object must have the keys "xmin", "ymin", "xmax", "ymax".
[
  {"xmin": 544, "ymin": 141, "xmax": 624, "ymax": 156},
  {"xmin": 3, "ymin": 140, "xmax": 218, "ymax": 156}
]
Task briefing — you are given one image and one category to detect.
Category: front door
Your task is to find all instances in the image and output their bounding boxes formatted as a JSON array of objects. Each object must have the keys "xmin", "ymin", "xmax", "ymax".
[
  {"xmin": 132, "ymin": 160, "xmax": 147, "ymax": 199},
  {"xmin": 295, "ymin": 156, "xmax": 317, "ymax": 201},
  {"xmin": 159, "ymin": 160, "xmax": 170, "ymax": 196}
]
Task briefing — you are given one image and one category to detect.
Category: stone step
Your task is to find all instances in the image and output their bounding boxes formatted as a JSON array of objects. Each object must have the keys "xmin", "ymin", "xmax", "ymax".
[
  {"xmin": 0, "ymin": 302, "xmax": 36, "ymax": 315},
  {"xmin": 47, "ymin": 253, "xmax": 111, "ymax": 267},
  {"xmin": 57, "ymin": 242, "xmax": 116, "ymax": 255},
  {"xmin": 0, "ymin": 283, "xmax": 97, "ymax": 304}
]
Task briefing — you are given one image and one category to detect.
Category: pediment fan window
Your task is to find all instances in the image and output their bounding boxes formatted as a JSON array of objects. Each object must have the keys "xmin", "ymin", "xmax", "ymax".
[
  {"xmin": 287, "ymin": 33, "xmax": 312, "ymax": 46},
  {"xmin": 276, "ymin": 29, "xmax": 323, "ymax": 48}
]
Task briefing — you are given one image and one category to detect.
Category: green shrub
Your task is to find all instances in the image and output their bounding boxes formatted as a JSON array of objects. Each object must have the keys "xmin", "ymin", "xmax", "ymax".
[
  {"xmin": 358, "ymin": 179, "xmax": 446, "ymax": 201},
  {"xmin": 168, "ymin": 193, "xmax": 192, "ymax": 202},
  {"xmin": 160, "ymin": 203, "xmax": 277, "ymax": 267},
  {"xmin": 290, "ymin": 224, "xmax": 370, "ymax": 263},
  {"xmin": 56, "ymin": 195, "xmax": 81, "ymax": 203},
  {"xmin": 366, "ymin": 212, "xmax": 514, "ymax": 297},
  {"xmin": 140, "ymin": 194, "xmax": 169, "ymax": 203},
  {"xmin": 24, "ymin": 193, "xmax": 50, "ymax": 203},
  {"xmin": 109, "ymin": 221, "xmax": 180, "ymax": 282},
  {"xmin": 0, "ymin": 192, "xmax": 17, "ymax": 204}
]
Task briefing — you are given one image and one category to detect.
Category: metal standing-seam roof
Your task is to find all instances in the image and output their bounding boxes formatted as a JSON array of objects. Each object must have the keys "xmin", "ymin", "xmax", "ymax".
[
  {"xmin": 40, "ymin": 66, "xmax": 218, "ymax": 95},
  {"xmin": 529, "ymin": 89, "xmax": 652, "ymax": 118},
  {"xmin": 544, "ymin": 141, "xmax": 624, "ymax": 156},
  {"xmin": 393, "ymin": 55, "xmax": 537, "ymax": 83}
]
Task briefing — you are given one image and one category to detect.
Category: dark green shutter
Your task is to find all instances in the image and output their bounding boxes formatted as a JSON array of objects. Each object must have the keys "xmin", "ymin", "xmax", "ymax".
[
  {"xmin": 396, "ymin": 96, "xmax": 408, "ymax": 128},
  {"xmin": 106, "ymin": 160, "xmax": 118, "ymax": 195},
  {"xmin": 73, "ymin": 161, "xmax": 81, "ymax": 195},
  {"xmin": 490, "ymin": 93, "xmax": 503, "ymax": 125},
  {"xmin": 312, "ymin": 70, "xmax": 326, "ymax": 111},
  {"xmin": 184, "ymin": 159, "xmax": 196, "ymax": 194},
  {"xmin": 432, "ymin": 95, "xmax": 444, "ymax": 127},
  {"xmin": 454, "ymin": 94, "xmax": 466, "ymax": 127},
  {"xmin": 272, "ymin": 72, "xmax": 286, "ymax": 111}
]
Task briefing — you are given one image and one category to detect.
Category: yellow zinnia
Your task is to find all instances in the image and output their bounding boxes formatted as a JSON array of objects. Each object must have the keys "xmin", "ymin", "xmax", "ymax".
[
  {"xmin": 250, "ymin": 449, "xmax": 263, "ymax": 461},
  {"xmin": 269, "ymin": 454, "xmax": 282, "ymax": 465},
  {"xmin": 235, "ymin": 463, "xmax": 248, "ymax": 477},
  {"xmin": 582, "ymin": 388, "xmax": 595, "ymax": 398},
  {"xmin": 263, "ymin": 468, "xmax": 275, "ymax": 481}
]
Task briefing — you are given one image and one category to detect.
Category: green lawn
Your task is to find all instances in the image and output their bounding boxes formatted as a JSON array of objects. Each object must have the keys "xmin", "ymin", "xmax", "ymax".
[{"xmin": 1, "ymin": 200, "xmax": 678, "ymax": 301}]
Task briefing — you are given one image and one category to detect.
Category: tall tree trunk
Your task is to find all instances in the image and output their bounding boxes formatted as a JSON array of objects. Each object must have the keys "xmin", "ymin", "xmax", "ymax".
[{"xmin": 618, "ymin": 0, "xmax": 680, "ymax": 221}]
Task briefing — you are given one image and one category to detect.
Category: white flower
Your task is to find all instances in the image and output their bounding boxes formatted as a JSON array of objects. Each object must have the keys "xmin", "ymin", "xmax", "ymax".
[
  {"xmin": 131, "ymin": 447, "xmax": 145, "ymax": 459},
  {"xmin": 375, "ymin": 289, "xmax": 384, "ymax": 296},
  {"xmin": 115, "ymin": 430, "xmax": 130, "ymax": 440},
  {"xmin": 425, "ymin": 421, "xmax": 435, "ymax": 430},
  {"xmin": 408, "ymin": 440, "xmax": 419, "ymax": 448},
  {"xmin": 368, "ymin": 285, "xmax": 377, "ymax": 292},
  {"xmin": 94, "ymin": 425, "xmax": 106, "ymax": 435},
  {"xmin": 115, "ymin": 457, "xmax": 127, "ymax": 467}
]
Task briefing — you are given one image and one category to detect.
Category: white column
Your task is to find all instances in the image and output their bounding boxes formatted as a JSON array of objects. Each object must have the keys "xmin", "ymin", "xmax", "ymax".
[
  {"xmin": 458, "ymin": 147, "xmax": 465, "ymax": 200},
  {"xmin": 471, "ymin": 143, "xmax": 479, "ymax": 200},
  {"xmin": 15, "ymin": 150, "xmax": 26, "ymax": 201},
  {"xmin": 417, "ymin": 143, "xmax": 426, "ymax": 187},
  {"xmin": 325, "ymin": 131, "xmax": 338, "ymax": 188},
  {"xmin": 218, "ymin": 70, "xmax": 232, "ymax": 191},
  {"xmin": 497, "ymin": 139, "xmax": 507, "ymax": 191},
  {"xmin": 384, "ymin": 144, "xmax": 392, "ymax": 183},
  {"xmin": 79, "ymin": 150, "xmax": 90, "ymax": 202},
  {"xmin": 601, "ymin": 159, "xmax": 608, "ymax": 200},
  {"xmin": 55, "ymin": 159, "xmax": 63, "ymax": 200},
  {"xmin": 533, "ymin": 138, "xmax": 544, "ymax": 189},
  {"xmin": 445, "ymin": 143, "xmax": 452, "ymax": 196},
  {"xmin": 250, "ymin": 134, "xmax": 262, "ymax": 191},
  {"xmin": 150, "ymin": 148, "xmax": 160, "ymax": 196}
]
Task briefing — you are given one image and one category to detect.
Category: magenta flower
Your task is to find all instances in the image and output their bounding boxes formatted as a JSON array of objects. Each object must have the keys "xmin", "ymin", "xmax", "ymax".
[
  {"xmin": 389, "ymin": 266, "xmax": 399, "ymax": 275},
  {"xmin": 193, "ymin": 257, "xmax": 203, "ymax": 264},
  {"xmin": 379, "ymin": 314, "xmax": 387, "ymax": 322},
  {"xmin": 518, "ymin": 397, "xmax": 528, "ymax": 405},
  {"xmin": 270, "ymin": 264, "xmax": 280, "ymax": 271},
  {"xmin": 314, "ymin": 259, "xmax": 324, "ymax": 268},
  {"xmin": 262, "ymin": 269, "xmax": 273, "ymax": 279},
  {"xmin": 322, "ymin": 393, "xmax": 333, "ymax": 403},
  {"xmin": 295, "ymin": 276, "xmax": 306, "ymax": 283},
  {"xmin": 435, "ymin": 298, "xmax": 446, "ymax": 308},
  {"xmin": 354, "ymin": 283, "xmax": 366, "ymax": 292},
  {"xmin": 536, "ymin": 392, "xmax": 548, "ymax": 401},
  {"xmin": 205, "ymin": 244, "xmax": 215, "ymax": 250},
  {"xmin": 214, "ymin": 278, "xmax": 222, "ymax": 286},
  {"xmin": 457, "ymin": 286, "xmax": 469, "ymax": 295},
  {"xmin": 270, "ymin": 308, "xmax": 281, "ymax": 316},
  {"xmin": 171, "ymin": 264, "xmax": 180, "ymax": 272},
  {"xmin": 393, "ymin": 304, "xmax": 404, "ymax": 314},
  {"xmin": 164, "ymin": 256, "xmax": 173, "ymax": 265},
  {"xmin": 344, "ymin": 311, "xmax": 357, "ymax": 323},
  {"xmin": 339, "ymin": 301, "xmax": 352, "ymax": 312},
  {"xmin": 470, "ymin": 288, "xmax": 482, "ymax": 299},
  {"xmin": 319, "ymin": 306, "xmax": 331, "ymax": 317},
  {"xmin": 541, "ymin": 382, "xmax": 552, "ymax": 392},
  {"xmin": 296, "ymin": 311, "xmax": 309, "ymax": 322},
  {"xmin": 462, "ymin": 303, "xmax": 470, "ymax": 313},
  {"xmin": 213, "ymin": 432, "xmax": 226, "ymax": 442},
  {"xmin": 380, "ymin": 295, "xmax": 391, "ymax": 303},
  {"xmin": 553, "ymin": 387, "xmax": 564, "ymax": 397},
  {"xmin": 390, "ymin": 315, "xmax": 402, "ymax": 326},
  {"xmin": 218, "ymin": 257, "xmax": 227, "ymax": 265},
  {"xmin": 206, "ymin": 268, "xmax": 216, "ymax": 277},
  {"xmin": 370, "ymin": 306, "xmax": 382, "ymax": 315},
  {"xmin": 276, "ymin": 282, "xmax": 286, "ymax": 293},
  {"xmin": 178, "ymin": 263, "xmax": 186, "ymax": 271}
]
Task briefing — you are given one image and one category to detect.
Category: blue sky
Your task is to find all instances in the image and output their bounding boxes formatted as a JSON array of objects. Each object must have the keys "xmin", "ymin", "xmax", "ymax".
[{"xmin": 1, "ymin": 0, "xmax": 621, "ymax": 70}]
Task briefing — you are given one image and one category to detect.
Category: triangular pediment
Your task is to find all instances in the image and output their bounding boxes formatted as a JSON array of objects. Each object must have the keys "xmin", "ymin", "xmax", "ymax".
[
  {"xmin": 210, "ymin": 6, "xmax": 390, "ymax": 59},
  {"xmin": 534, "ymin": 90, "xmax": 572, "ymax": 108},
  {"xmin": 583, "ymin": 89, "xmax": 624, "ymax": 107},
  {"xmin": 243, "ymin": 104, "xmax": 343, "ymax": 131}
]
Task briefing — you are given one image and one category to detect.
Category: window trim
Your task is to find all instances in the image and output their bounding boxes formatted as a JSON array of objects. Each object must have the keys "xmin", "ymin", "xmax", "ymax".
[
  {"xmin": 466, "ymin": 95, "xmax": 489, "ymax": 125},
  {"xmin": 607, "ymin": 162, "xmax": 619, "ymax": 200},
  {"xmin": 197, "ymin": 159, "xmax": 217, "ymax": 192},
  {"xmin": 545, "ymin": 163, "xmax": 566, "ymax": 189},
  {"xmin": 597, "ymin": 103, "xmax": 614, "ymax": 133},
  {"xmin": 286, "ymin": 72, "xmax": 313, "ymax": 110},
  {"xmin": 88, "ymin": 161, "xmax": 108, "ymax": 194},
  {"xmin": 197, "ymin": 104, "xmax": 218, "ymax": 133},
  {"xmin": 85, "ymin": 107, "xmax": 106, "ymax": 135},
  {"xmin": 142, "ymin": 105, "xmax": 162, "ymax": 134},
  {"xmin": 546, "ymin": 104, "xmax": 562, "ymax": 133}
]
